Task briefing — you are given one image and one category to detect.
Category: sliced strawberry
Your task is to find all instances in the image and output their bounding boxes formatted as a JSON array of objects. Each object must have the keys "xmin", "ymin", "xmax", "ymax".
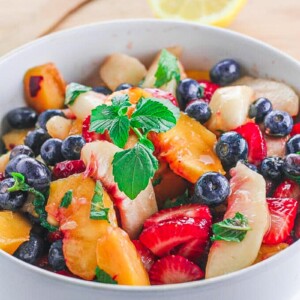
[
  {"xmin": 139, "ymin": 217, "xmax": 210, "ymax": 257},
  {"xmin": 53, "ymin": 160, "xmax": 86, "ymax": 180},
  {"xmin": 143, "ymin": 204, "xmax": 211, "ymax": 228},
  {"xmin": 234, "ymin": 122, "xmax": 267, "ymax": 165},
  {"xmin": 144, "ymin": 88, "xmax": 178, "ymax": 107},
  {"xmin": 263, "ymin": 198, "xmax": 298, "ymax": 245},
  {"xmin": 273, "ymin": 179, "xmax": 300, "ymax": 204},
  {"xmin": 197, "ymin": 80, "xmax": 220, "ymax": 103},
  {"xmin": 149, "ymin": 255, "xmax": 204, "ymax": 285},
  {"xmin": 291, "ymin": 123, "xmax": 300, "ymax": 137},
  {"xmin": 82, "ymin": 115, "xmax": 108, "ymax": 143},
  {"xmin": 132, "ymin": 240, "xmax": 157, "ymax": 271},
  {"xmin": 174, "ymin": 239, "xmax": 207, "ymax": 262}
]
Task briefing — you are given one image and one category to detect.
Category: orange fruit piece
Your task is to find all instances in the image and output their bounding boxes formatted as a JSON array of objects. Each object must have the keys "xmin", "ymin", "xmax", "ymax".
[
  {"xmin": 254, "ymin": 243, "xmax": 289, "ymax": 264},
  {"xmin": 185, "ymin": 70, "xmax": 210, "ymax": 81},
  {"xmin": 2, "ymin": 129, "xmax": 32, "ymax": 150},
  {"xmin": 96, "ymin": 226, "xmax": 150, "ymax": 285},
  {"xmin": 0, "ymin": 211, "xmax": 31, "ymax": 254}
]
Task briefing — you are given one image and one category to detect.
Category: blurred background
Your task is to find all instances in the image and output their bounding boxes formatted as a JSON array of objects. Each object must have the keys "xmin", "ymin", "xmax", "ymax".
[{"xmin": 0, "ymin": 0, "xmax": 299, "ymax": 59}]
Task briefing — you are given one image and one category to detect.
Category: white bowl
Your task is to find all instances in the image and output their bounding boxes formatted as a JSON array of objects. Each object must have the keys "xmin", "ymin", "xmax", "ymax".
[{"xmin": 0, "ymin": 20, "xmax": 300, "ymax": 300}]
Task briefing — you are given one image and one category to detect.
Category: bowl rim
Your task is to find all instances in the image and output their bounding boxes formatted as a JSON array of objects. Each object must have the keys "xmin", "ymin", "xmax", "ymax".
[{"xmin": 0, "ymin": 18, "xmax": 299, "ymax": 291}]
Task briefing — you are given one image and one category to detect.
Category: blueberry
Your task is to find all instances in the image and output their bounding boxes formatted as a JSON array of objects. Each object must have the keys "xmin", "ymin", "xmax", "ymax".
[
  {"xmin": 248, "ymin": 97, "xmax": 273, "ymax": 123},
  {"xmin": 92, "ymin": 86, "xmax": 112, "ymax": 95},
  {"xmin": 0, "ymin": 178, "xmax": 27, "ymax": 211},
  {"xmin": 176, "ymin": 79, "xmax": 203, "ymax": 110},
  {"xmin": 24, "ymin": 128, "xmax": 51, "ymax": 156},
  {"xmin": 238, "ymin": 160, "xmax": 258, "ymax": 172},
  {"xmin": 215, "ymin": 132, "xmax": 248, "ymax": 170},
  {"xmin": 210, "ymin": 59, "xmax": 241, "ymax": 86},
  {"xmin": 48, "ymin": 240, "xmax": 66, "ymax": 271},
  {"xmin": 283, "ymin": 154, "xmax": 300, "ymax": 178},
  {"xmin": 260, "ymin": 157, "xmax": 284, "ymax": 181},
  {"xmin": 16, "ymin": 157, "xmax": 51, "ymax": 192},
  {"xmin": 286, "ymin": 134, "xmax": 300, "ymax": 154},
  {"xmin": 40, "ymin": 138, "xmax": 64, "ymax": 166},
  {"xmin": 5, "ymin": 154, "xmax": 29, "ymax": 177},
  {"xmin": 37, "ymin": 109, "xmax": 65, "ymax": 130},
  {"xmin": 6, "ymin": 107, "xmax": 38, "ymax": 129},
  {"xmin": 115, "ymin": 83, "xmax": 133, "ymax": 91},
  {"xmin": 13, "ymin": 233, "xmax": 44, "ymax": 264},
  {"xmin": 264, "ymin": 110, "xmax": 293, "ymax": 137},
  {"xmin": 61, "ymin": 135, "xmax": 86, "ymax": 160},
  {"xmin": 9, "ymin": 145, "xmax": 35, "ymax": 160},
  {"xmin": 194, "ymin": 172, "xmax": 230, "ymax": 206},
  {"xmin": 185, "ymin": 100, "xmax": 211, "ymax": 124}
]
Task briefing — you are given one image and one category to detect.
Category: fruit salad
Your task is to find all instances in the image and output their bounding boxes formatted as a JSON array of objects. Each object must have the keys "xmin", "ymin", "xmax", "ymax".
[{"xmin": 0, "ymin": 47, "xmax": 299, "ymax": 286}]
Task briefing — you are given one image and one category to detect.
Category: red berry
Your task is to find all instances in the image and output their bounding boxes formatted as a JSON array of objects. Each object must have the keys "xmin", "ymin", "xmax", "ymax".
[
  {"xmin": 149, "ymin": 255, "xmax": 204, "ymax": 285},
  {"xmin": 82, "ymin": 115, "xmax": 108, "ymax": 143},
  {"xmin": 132, "ymin": 240, "xmax": 157, "ymax": 271},
  {"xmin": 273, "ymin": 179, "xmax": 300, "ymax": 203},
  {"xmin": 0, "ymin": 172, "xmax": 4, "ymax": 182},
  {"xmin": 47, "ymin": 230, "xmax": 63, "ymax": 243},
  {"xmin": 175, "ymin": 239, "xmax": 207, "ymax": 262},
  {"xmin": 197, "ymin": 80, "xmax": 220, "ymax": 103},
  {"xmin": 144, "ymin": 88, "xmax": 178, "ymax": 107},
  {"xmin": 291, "ymin": 123, "xmax": 300, "ymax": 137},
  {"xmin": 53, "ymin": 160, "xmax": 86, "ymax": 179},
  {"xmin": 234, "ymin": 122, "xmax": 267, "ymax": 165},
  {"xmin": 263, "ymin": 198, "xmax": 298, "ymax": 245},
  {"xmin": 294, "ymin": 214, "xmax": 300, "ymax": 240}
]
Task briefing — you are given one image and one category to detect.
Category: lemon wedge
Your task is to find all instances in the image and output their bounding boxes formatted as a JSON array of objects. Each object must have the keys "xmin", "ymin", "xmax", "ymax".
[{"xmin": 148, "ymin": 0, "xmax": 247, "ymax": 27}]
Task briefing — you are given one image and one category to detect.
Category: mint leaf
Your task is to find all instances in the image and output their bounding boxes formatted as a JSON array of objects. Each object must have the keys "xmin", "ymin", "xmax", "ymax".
[
  {"xmin": 111, "ymin": 94, "xmax": 131, "ymax": 109},
  {"xmin": 65, "ymin": 83, "xmax": 92, "ymax": 105},
  {"xmin": 113, "ymin": 143, "xmax": 158, "ymax": 199},
  {"xmin": 152, "ymin": 176, "xmax": 162, "ymax": 187},
  {"xmin": 8, "ymin": 172, "xmax": 57, "ymax": 232},
  {"xmin": 90, "ymin": 105, "xmax": 130, "ymax": 148},
  {"xmin": 95, "ymin": 267, "xmax": 117, "ymax": 284},
  {"xmin": 60, "ymin": 190, "xmax": 73, "ymax": 208},
  {"xmin": 90, "ymin": 181, "xmax": 110, "ymax": 221},
  {"xmin": 154, "ymin": 49, "xmax": 180, "ymax": 88},
  {"xmin": 139, "ymin": 136, "xmax": 155, "ymax": 151},
  {"xmin": 131, "ymin": 97, "xmax": 180, "ymax": 133},
  {"xmin": 163, "ymin": 190, "xmax": 189, "ymax": 209},
  {"xmin": 211, "ymin": 212, "xmax": 251, "ymax": 242}
]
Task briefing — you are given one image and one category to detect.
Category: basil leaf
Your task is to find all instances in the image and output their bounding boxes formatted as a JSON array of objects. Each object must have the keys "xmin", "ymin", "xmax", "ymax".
[
  {"xmin": 131, "ymin": 97, "xmax": 180, "ymax": 133},
  {"xmin": 95, "ymin": 267, "xmax": 117, "ymax": 284},
  {"xmin": 90, "ymin": 105, "xmax": 130, "ymax": 148},
  {"xmin": 65, "ymin": 83, "xmax": 92, "ymax": 105},
  {"xmin": 154, "ymin": 49, "xmax": 181, "ymax": 88},
  {"xmin": 60, "ymin": 190, "xmax": 73, "ymax": 208},
  {"xmin": 211, "ymin": 212, "xmax": 251, "ymax": 242},
  {"xmin": 90, "ymin": 181, "xmax": 110, "ymax": 221},
  {"xmin": 112, "ymin": 143, "xmax": 158, "ymax": 199}
]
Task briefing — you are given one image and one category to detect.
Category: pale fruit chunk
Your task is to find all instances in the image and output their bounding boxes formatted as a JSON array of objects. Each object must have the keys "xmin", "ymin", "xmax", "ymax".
[
  {"xmin": 264, "ymin": 134, "xmax": 290, "ymax": 158},
  {"xmin": 46, "ymin": 116, "xmax": 72, "ymax": 140},
  {"xmin": 69, "ymin": 91, "xmax": 106, "ymax": 120},
  {"xmin": 81, "ymin": 141, "xmax": 158, "ymax": 239},
  {"xmin": 0, "ymin": 211, "xmax": 31, "ymax": 254},
  {"xmin": 142, "ymin": 47, "xmax": 186, "ymax": 96},
  {"xmin": 100, "ymin": 53, "xmax": 147, "ymax": 91},
  {"xmin": 232, "ymin": 76, "xmax": 299, "ymax": 116},
  {"xmin": 2, "ymin": 129, "xmax": 32, "ymax": 150},
  {"xmin": 206, "ymin": 86, "xmax": 255, "ymax": 134},
  {"xmin": 206, "ymin": 163, "xmax": 270, "ymax": 279},
  {"xmin": 96, "ymin": 226, "xmax": 150, "ymax": 285}
]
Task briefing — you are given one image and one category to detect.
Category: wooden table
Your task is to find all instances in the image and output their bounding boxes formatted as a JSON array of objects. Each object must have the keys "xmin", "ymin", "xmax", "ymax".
[{"xmin": 0, "ymin": 0, "xmax": 299, "ymax": 60}]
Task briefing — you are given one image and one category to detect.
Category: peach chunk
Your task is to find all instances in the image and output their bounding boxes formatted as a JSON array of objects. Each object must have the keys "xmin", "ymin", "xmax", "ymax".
[
  {"xmin": 253, "ymin": 243, "xmax": 289, "ymax": 264},
  {"xmin": 2, "ymin": 129, "xmax": 32, "ymax": 150},
  {"xmin": 96, "ymin": 226, "xmax": 150, "ymax": 286}
]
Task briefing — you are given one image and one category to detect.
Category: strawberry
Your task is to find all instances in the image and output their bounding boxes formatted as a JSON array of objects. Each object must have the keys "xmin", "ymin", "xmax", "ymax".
[
  {"xmin": 139, "ymin": 217, "xmax": 211, "ymax": 257},
  {"xmin": 291, "ymin": 123, "xmax": 300, "ymax": 137},
  {"xmin": 273, "ymin": 179, "xmax": 300, "ymax": 204},
  {"xmin": 174, "ymin": 239, "xmax": 208, "ymax": 262},
  {"xmin": 149, "ymin": 255, "xmax": 204, "ymax": 285},
  {"xmin": 197, "ymin": 80, "xmax": 220, "ymax": 103},
  {"xmin": 234, "ymin": 122, "xmax": 267, "ymax": 165},
  {"xmin": 143, "ymin": 204, "xmax": 211, "ymax": 228},
  {"xmin": 263, "ymin": 198, "xmax": 298, "ymax": 245},
  {"xmin": 294, "ymin": 214, "xmax": 300, "ymax": 240},
  {"xmin": 144, "ymin": 88, "xmax": 178, "ymax": 107},
  {"xmin": 132, "ymin": 240, "xmax": 157, "ymax": 271},
  {"xmin": 53, "ymin": 160, "xmax": 86, "ymax": 179},
  {"xmin": 82, "ymin": 115, "xmax": 108, "ymax": 143}
]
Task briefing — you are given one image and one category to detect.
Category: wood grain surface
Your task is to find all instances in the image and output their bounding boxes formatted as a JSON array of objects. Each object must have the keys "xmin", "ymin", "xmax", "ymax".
[{"xmin": 0, "ymin": 0, "xmax": 299, "ymax": 60}]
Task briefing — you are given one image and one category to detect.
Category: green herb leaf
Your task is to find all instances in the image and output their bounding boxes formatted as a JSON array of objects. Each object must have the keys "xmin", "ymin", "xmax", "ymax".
[
  {"xmin": 65, "ymin": 83, "xmax": 92, "ymax": 105},
  {"xmin": 60, "ymin": 190, "xmax": 73, "ymax": 208},
  {"xmin": 90, "ymin": 181, "xmax": 110, "ymax": 221},
  {"xmin": 113, "ymin": 143, "xmax": 158, "ymax": 199},
  {"xmin": 95, "ymin": 267, "xmax": 117, "ymax": 284},
  {"xmin": 211, "ymin": 212, "xmax": 251, "ymax": 242},
  {"xmin": 111, "ymin": 94, "xmax": 131, "ymax": 111},
  {"xmin": 8, "ymin": 172, "xmax": 57, "ymax": 232},
  {"xmin": 152, "ymin": 177, "xmax": 162, "ymax": 187},
  {"xmin": 130, "ymin": 97, "xmax": 180, "ymax": 133},
  {"xmin": 154, "ymin": 49, "xmax": 181, "ymax": 88},
  {"xmin": 163, "ymin": 189, "xmax": 189, "ymax": 209}
]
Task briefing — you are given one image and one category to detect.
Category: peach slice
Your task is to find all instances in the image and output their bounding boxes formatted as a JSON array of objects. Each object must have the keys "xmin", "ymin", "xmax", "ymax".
[{"xmin": 2, "ymin": 129, "xmax": 32, "ymax": 150}]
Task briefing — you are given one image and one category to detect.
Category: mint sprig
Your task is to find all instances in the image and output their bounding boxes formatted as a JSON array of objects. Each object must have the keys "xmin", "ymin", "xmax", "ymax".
[
  {"xmin": 65, "ymin": 83, "xmax": 92, "ymax": 105},
  {"xmin": 8, "ymin": 172, "xmax": 57, "ymax": 232},
  {"xmin": 211, "ymin": 212, "xmax": 251, "ymax": 242},
  {"xmin": 90, "ymin": 181, "xmax": 110, "ymax": 221},
  {"xmin": 154, "ymin": 49, "xmax": 180, "ymax": 88},
  {"xmin": 60, "ymin": 190, "xmax": 73, "ymax": 208},
  {"xmin": 95, "ymin": 267, "xmax": 117, "ymax": 284}
]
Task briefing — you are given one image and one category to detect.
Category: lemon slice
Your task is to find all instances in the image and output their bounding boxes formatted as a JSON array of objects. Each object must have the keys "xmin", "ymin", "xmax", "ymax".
[{"xmin": 148, "ymin": 0, "xmax": 247, "ymax": 27}]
